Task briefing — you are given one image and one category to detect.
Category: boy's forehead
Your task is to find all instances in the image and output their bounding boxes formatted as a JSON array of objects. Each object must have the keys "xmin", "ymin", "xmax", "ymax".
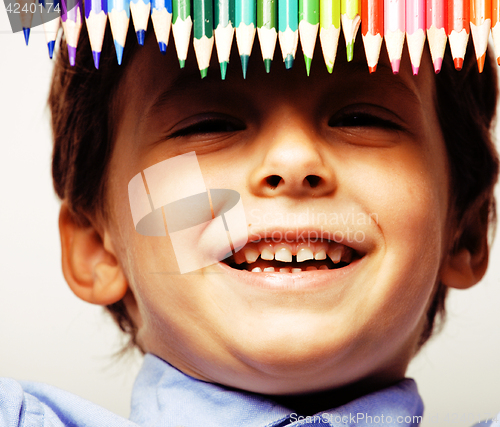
[{"xmin": 116, "ymin": 33, "xmax": 434, "ymax": 131}]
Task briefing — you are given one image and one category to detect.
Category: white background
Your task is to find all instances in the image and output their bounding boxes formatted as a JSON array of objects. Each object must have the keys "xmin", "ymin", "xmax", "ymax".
[{"xmin": 0, "ymin": 10, "xmax": 499, "ymax": 426}]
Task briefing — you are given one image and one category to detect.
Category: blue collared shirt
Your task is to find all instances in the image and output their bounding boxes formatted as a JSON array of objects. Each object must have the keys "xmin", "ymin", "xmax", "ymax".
[{"xmin": 1, "ymin": 353, "xmax": 424, "ymax": 426}]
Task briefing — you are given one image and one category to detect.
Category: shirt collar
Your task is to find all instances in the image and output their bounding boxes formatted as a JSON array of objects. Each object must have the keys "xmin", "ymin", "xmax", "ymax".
[{"xmin": 129, "ymin": 354, "xmax": 423, "ymax": 427}]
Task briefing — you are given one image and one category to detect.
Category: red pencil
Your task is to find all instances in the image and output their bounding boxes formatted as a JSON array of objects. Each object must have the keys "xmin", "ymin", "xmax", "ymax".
[
  {"xmin": 447, "ymin": 0, "xmax": 470, "ymax": 70},
  {"xmin": 361, "ymin": 0, "xmax": 383, "ymax": 72}
]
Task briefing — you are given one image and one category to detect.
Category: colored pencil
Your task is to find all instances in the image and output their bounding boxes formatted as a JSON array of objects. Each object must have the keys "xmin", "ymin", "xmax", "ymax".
[
  {"xmin": 108, "ymin": 0, "xmax": 131, "ymax": 64},
  {"xmin": 130, "ymin": 0, "xmax": 151, "ymax": 45},
  {"xmin": 278, "ymin": 0, "xmax": 299, "ymax": 68},
  {"xmin": 470, "ymin": 0, "xmax": 491, "ymax": 72},
  {"xmin": 426, "ymin": 0, "xmax": 447, "ymax": 72},
  {"xmin": 85, "ymin": 0, "xmax": 107, "ymax": 68},
  {"xmin": 61, "ymin": 0, "xmax": 83, "ymax": 66},
  {"xmin": 215, "ymin": 0, "xmax": 235, "ymax": 77},
  {"xmin": 361, "ymin": 0, "xmax": 383, "ymax": 72},
  {"xmin": 257, "ymin": 0, "xmax": 277, "ymax": 72},
  {"xmin": 299, "ymin": 0, "xmax": 319, "ymax": 74},
  {"xmin": 235, "ymin": 0, "xmax": 257, "ymax": 77},
  {"xmin": 172, "ymin": 0, "xmax": 192, "ymax": 67},
  {"xmin": 319, "ymin": 0, "xmax": 340, "ymax": 72},
  {"xmin": 447, "ymin": 0, "xmax": 470, "ymax": 70},
  {"xmin": 39, "ymin": 0, "xmax": 60, "ymax": 58},
  {"xmin": 384, "ymin": 0, "xmax": 405, "ymax": 73},
  {"xmin": 406, "ymin": 0, "xmax": 426, "ymax": 74},
  {"xmin": 492, "ymin": 0, "xmax": 500, "ymax": 64},
  {"xmin": 151, "ymin": 0, "xmax": 172, "ymax": 54},
  {"xmin": 341, "ymin": 0, "xmax": 360, "ymax": 61},
  {"xmin": 193, "ymin": 0, "xmax": 214, "ymax": 77},
  {"xmin": 19, "ymin": 0, "xmax": 36, "ymax": 44}
]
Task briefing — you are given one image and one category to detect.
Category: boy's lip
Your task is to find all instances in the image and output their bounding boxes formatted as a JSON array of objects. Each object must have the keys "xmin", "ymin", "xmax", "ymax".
[
  {"xmin": 216, "ymin": 226, "xmax": 373, "ymax": 290},
  {"xmin": 217, "ymin": 254, "xmax": 366, "ymax": 291},
  {"xmin": 242, "ymin": 227, "xmax": 374, "ymax": 256}
]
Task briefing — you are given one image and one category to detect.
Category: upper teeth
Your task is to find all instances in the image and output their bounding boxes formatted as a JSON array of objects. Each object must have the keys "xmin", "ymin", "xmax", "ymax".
[{"xmin": 233, "ymin": 241, "xmax": 351, "ymax": 264}]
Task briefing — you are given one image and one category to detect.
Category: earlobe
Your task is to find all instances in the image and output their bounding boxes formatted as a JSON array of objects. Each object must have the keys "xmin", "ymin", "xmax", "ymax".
[
  {"xmin": 440, "ymin": 247, "xmax": 489, "ymax": 290},
  {"xmin": 59, "ymin": 202, "xmax": 128, "ymax": 305}
]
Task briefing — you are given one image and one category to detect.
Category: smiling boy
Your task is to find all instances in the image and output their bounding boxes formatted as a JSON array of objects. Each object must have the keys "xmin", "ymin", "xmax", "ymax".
[{"xmin": 1, "ymin": 20, "xmax": 499, "ymax": 427}]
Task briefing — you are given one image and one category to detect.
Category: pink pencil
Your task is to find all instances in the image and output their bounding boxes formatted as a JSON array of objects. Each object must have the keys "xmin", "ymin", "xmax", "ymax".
[
  {"xmin": 406, "ymin": 0, "xmax": 426, "ymax": 74},
  {"xmin": 384, "ymin": 0, "xmax": 405, "ymax": 73},
  {"xmin": 426, "ymin": 0, "xmax": 447, "ymax": 72}
]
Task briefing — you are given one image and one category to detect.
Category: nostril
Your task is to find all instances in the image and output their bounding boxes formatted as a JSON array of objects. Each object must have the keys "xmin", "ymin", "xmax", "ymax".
[
  {"xmin": 266, "ymin": 175, "xmax": 282, "ymax": 189},
  {"xmin": 305, "ymin": 175, "xmax": 321, "ymax": 188}
]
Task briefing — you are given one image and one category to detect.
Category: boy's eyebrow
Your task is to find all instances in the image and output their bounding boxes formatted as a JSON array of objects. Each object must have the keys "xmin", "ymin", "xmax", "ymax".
[
  {"xmin": 143, "ymin": 72, "xmax": 229, "ymax": 123},
  {"xmin": 339, "ymin": 59, "xmax": 423, "ymax": 107}
]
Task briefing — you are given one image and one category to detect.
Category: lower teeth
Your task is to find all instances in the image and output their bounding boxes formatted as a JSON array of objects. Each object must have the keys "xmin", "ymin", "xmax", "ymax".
[{"xmin": 249, "ymin": 265, "xmax": 331, "ymax": 273}]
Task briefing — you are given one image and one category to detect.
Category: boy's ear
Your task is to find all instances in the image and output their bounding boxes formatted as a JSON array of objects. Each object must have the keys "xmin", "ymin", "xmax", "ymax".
[
  {"xmin": 59, "ymin": 202, "xmax": 128, "ymax": 305},
  {"xmin": 440, "ymin": 209, "xmax": 490, "ymax": 290}
]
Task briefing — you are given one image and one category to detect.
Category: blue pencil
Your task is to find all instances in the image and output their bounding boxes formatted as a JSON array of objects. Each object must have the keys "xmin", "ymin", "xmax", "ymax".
[
  {"xmin": 85, "ymin": 0, "xmax": 108, "ymax": 68},
  {"xmin": 151, "ymin": 0, "xmax": 172, "ymax": 53},
  {"xmin": 108, "ymin": 0, "xmax": 131, "ymax": 64},
  {"xmin": 39, "ymin": 0, "xmax": 61, "ymax": 58},
  {"xmin": 130, "ymin": 0, "xmax": 151, "ymax": 45}
]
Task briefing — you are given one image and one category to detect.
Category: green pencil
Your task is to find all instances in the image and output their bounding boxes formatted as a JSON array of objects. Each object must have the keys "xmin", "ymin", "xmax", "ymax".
[
  {"xmin": 319, "ymin": 0, "xmax": 340, "ymax": 72},
  {"xmin": 340, "ymin": 0, "xmax": 360, "ymax": 61},
  {"xmin": 235, "ymin": 0, "xmax": 257, "ymax": 78},
  {"xmin": 194, "ymin": 0, "xmax": 214, "ymax": 77},
  {"xmin": 299, "ymin": 0, "xmax": 319, "ymax": 75},
  {"xmin": 172, "ymin": 0, "xmax": 192, "ymax": 68},
  {"xmin": 278, "ymin": 0, "xmax": 298, "ymax": 69},
  {"xmin": 257, "ymin": 0, "xmax": 277, "ymax": 72},
  {"xmin": 214, "ymin": 0, "xmax": 235, "ymax": 79}
]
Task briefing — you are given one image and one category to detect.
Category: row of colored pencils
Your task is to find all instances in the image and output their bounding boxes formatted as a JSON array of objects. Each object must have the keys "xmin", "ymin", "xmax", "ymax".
[{"xmin": 20, "ymin": 0, "xmax": 499, "ymax": 75}]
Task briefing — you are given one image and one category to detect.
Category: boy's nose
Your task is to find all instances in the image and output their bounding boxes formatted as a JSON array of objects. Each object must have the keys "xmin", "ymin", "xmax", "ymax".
[{"xmin": 248, "ymin": 120, "xmax": 336, "ymax": 199}]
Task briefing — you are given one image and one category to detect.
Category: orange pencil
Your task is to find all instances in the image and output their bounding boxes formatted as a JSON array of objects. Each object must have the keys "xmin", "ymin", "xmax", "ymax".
[
  {"xmin": 492, "ymin": 0, "xmax": 500, "ymax": 64},
  {"xmin": 447, "ymin": 0, "xmax": 470, "ymax": 70},
  {"xmin": 361, "ymin": 0, "xmax": 383, "ymax": 72},
  {"xmin": 470, "ymin": 0, "xmax": 491, "ymax": 72}
]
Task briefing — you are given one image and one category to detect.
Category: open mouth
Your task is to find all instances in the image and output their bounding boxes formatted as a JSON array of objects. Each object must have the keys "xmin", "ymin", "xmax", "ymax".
[{"xmin": 224, "ymin": 240, "xmax": 362, "ymax": 273}]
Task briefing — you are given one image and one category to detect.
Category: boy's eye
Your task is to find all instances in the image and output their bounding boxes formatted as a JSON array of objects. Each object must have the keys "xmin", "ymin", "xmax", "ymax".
[
  {"xmin": 328, "ymin": 106, "xmax": 404, "ymax": 131},
  {"xmin": 169, "ymin": 116, "xmax": 246, "ymax": 138},
  {"xmin": 329, "ymin": 114, "xmax": 400, "ymax": 129}
]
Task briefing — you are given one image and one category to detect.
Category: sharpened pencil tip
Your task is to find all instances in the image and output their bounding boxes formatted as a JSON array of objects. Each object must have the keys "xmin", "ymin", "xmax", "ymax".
[
  {"xmin": 477, "ymin": 53, "xmax": 485, "ymax": 73},
  {"xmin": 240, "ymin": 55, "xmax": 249, "ymax": 79},
  {"xmin": 497, "ymin": 57, "xmax": 500, "ymax": 66},
  {"xmin": 326, "ymin": 62, "xmax": 333, "ymax": 73},
  {"xmin": 412, "ymin": 64, "xmax": 419, "ymax": 75},
  {"xmin": 179, "ymin": 59, "xmax": 186, "ymax": 68},
  {"xmin": 368, "ymin": 64, "xmax": 377, "ymax": 73},
  {"xmin": 159, "ymin": 42, "xmax": 167, "ymax": 55},
  {"xmin": 264, "ymin": 59, "xmax": 272, "ymax": 73},
  {"xmin": 23, "ymin": 27, "xmax": 30, "ymax": 46},
  {"xmin": 114, "ymin": 41, "xmax": 124, "ymax": 65},
  {"xmin": 47, "ymin": 41, "xmax": 55, "ymax": 59},
  {"xmin": 391, "ymin": 59, "xmax": 400, "ymax": 74},
  {"xmin": 453, "ymin": 57, "xmax": 463, "ymax": 71},
  {"xmin": 220, "ymin": 61, "xmax": 228, "ymax": 80},
  {"xmin": 68, "ymin": 45, "xmax": 77, "ymax": 66},
  {"xmin": 92, "ymin": 51, "xmax": 101, "ymax": 69},
  {"xmin": 304, "ymin": 55, "xmax": 312, "ymax": 76},
  {"xmin": 433, "ymin": 58, "xmax": 442, "ymax": 74},
  {"xmin": 136, "ymin": 30, "xmax": 146, "ymax": 46},
  {"xmin": 285, "ymin": 54, "xmax": 294, "ymax": 70},
  {"xmin": 200, "ymin": 68, "xmax": 208, "ymax": 79},
  {"xmin": 346, "ymin": 42, "xmax": 353, "ymax": 62}
]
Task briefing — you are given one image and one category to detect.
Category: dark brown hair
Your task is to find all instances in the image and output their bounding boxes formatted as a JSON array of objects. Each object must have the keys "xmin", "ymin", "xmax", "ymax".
[{"xmin": 49, "ymin": 25, "xmax": 499, "ymax": 353}]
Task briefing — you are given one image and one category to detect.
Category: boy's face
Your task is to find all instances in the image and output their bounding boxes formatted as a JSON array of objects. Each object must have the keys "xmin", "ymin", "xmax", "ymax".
[{"xmin": 104, "ymin": 37, "xmax": 451, "ymax": 394}]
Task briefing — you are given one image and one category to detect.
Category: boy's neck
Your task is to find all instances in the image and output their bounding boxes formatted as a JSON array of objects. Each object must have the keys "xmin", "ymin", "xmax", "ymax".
[{"xmin": 264, "ymin": 375, "xmax": 404, "ymax": 416}]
